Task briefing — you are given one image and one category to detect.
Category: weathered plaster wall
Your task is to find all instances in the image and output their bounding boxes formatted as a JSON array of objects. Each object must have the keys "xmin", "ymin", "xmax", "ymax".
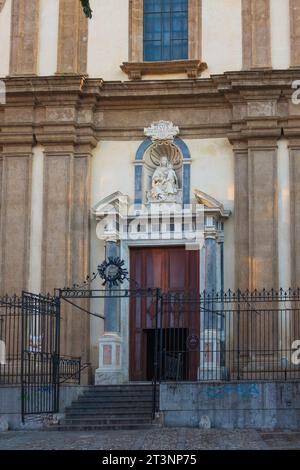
[
  {"xmin": 202, "ymin": 0, "xmax": 243, "ymax": 77},
  {"xmin": 38, "ymin": 0, "xmax": 59, "ymax": 76},
  {"xmin": 187, "ymin": 138, "xmax": 235, "ymax": 290},
  {"xmin": 160, "ymin": 381, "xmax": 300, "ymax": 429},
  {"xmin": 28, "ymin": 145, "xmax": 44, "ymax": 294},
  {"xmin": 87, "ymin": 0, "xmax": 129, "ymax": 80},
  {"xmin": 270, "ymin": 0, "xmax": 290, "ymax": 69},
  {"xmin": 0, "ymin": 385, "xmax": 85, "ymax": 430}
]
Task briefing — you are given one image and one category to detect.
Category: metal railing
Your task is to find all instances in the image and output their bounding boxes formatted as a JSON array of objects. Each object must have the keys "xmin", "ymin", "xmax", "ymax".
[
  {"xmin": 0, "ymin": 295, "xmax": 82, "ymax": 386},
  {"xmin": 0, "ymin": 295, "xmax": 22, "ymax": 384},
  {"xmin": 156, "ymin": 288, "xmax": 300, "ymax": 382}
]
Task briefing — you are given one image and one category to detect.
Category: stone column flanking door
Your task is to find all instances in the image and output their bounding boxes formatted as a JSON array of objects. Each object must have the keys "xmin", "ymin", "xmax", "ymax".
[
  {"xmin": 95, "ymin": 239, "xmax": 124, "ymax": 385},
  {"xmin": 199, "ymin": 218, "xmax": 225, "ymax": 380}
]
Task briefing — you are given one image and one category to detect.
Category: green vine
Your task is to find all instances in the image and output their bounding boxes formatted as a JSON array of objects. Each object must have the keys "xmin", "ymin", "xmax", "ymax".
[{"xmin": 80, "ymin": 0, "xmax": 93, "ymax": 19}]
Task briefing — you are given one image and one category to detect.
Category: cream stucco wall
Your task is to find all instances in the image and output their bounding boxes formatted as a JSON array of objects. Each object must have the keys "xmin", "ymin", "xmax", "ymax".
[
  {"xmin": 28, "ymin": 145, "xmax": 44, "ymax": 294},
  {"xmin": 91, "ymin": 140, "xmax": 138, "ymax": 205},
  {"xmin": 277, "ymin": 138, "xmax": 291, "ymax": 290},
  {"xmin": 270, "ymin": 0, "xmax": 290, "ymax": 69},
  {"xmin": 87, "ymin": 0, "xmax": 129, "ymax": 80},
  {"xmin": 186, "ymin": 138, "xmax": 235, "ymax": 290},
  {"xmin": 89, "ymin": 140, "xmax": 139, "ymax": 357},
  {"xmin": 0, "ymin": 0, "xmax": 11, "ymax": 78},
  {"xmin": 38, "ymin": 0, "xmax": 59, "ymax": 76},
  {"xmin": 201, "ymin": 0, "xmax": 243, "ymax": 77}
]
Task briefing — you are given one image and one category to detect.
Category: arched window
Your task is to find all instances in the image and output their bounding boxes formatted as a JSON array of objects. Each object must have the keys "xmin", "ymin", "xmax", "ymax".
[{"xmin": 143, "ymin": 0, "xmax": 188, "ymax": 62}]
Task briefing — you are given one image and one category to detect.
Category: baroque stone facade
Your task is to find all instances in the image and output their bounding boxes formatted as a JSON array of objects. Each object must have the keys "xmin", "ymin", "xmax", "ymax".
[{"xmin": 1, "ymin": 0, "xmax": 300, "ymax": 380}]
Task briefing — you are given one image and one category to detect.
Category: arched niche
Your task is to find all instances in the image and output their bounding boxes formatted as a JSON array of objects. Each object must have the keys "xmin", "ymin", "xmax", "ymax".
[{"xmin": 134, "ymin": 137, "xmax": 191, "ymax": 205}]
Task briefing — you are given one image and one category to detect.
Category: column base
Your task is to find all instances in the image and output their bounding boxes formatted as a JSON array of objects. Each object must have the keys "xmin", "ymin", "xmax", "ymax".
[
  {"xmin": 95, "ymin": 333, "xmax": 126, "ymax": 385},
  {"xmin": 199, "ymin": 329, "xmax": 228, "ymax": 381},
  {"xmin": 197, "ymin": 366, "xmax": 229, "ymax": 381}
]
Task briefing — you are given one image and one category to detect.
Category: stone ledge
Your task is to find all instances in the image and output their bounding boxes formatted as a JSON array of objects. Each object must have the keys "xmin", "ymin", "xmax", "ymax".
[{"xmin": 120, "ymin": 60, "xmax": 208, "ymax": 80}]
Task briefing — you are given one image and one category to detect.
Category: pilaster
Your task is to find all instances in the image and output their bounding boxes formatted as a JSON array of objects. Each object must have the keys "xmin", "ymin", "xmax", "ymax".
[
  {"xmin": 10, "ymin": 0, "xmax": 40, "ymax": 75},
  {"xmin": 0, "ymin": 147, "xmax": 32, "ymax": 295},
  {"xmin": 233, "ymin": 141, "xmax": 250, "ymax": 290},
  {"xmin": 242, "ymin": 0, "xmax": 271, "ymax": 69},
  {"xmin": 288, "ymin": 138, "xmax": 300, "ymax": 287},
  {"xmin": 290, "ymin": 0, "xmax": 300, "ymax": 67},
  {"xmin": 248, "ymin": 138, "xmax": 278, "ymax": 289},
  {"xmin": 41, "ymin": 145, "xmax": 91, "ymax": 367},
  {"xmin": 57, "ymin": 0, "xmax": 88, "ymax": 74}
]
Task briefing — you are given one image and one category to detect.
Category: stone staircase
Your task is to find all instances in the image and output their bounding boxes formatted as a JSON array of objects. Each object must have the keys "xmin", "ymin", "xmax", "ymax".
[{"xmin": 55, "ymin": 384, "xmax": 159, "ymax": 431}]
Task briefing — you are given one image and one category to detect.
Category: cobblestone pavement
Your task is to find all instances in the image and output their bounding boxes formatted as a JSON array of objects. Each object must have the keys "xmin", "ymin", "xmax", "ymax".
[{"xmin": 0, "ymin": 429, "xmax": 300, "ymax": 450}]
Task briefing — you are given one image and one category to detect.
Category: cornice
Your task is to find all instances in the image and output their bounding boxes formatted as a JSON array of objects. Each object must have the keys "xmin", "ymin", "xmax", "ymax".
[{"xmin": 1, "ymin": 70, "xmax": 300, "ymax": 143}]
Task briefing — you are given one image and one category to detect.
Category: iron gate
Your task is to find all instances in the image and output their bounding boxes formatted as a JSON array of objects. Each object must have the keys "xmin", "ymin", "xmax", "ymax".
[{"xmin": 21, "ymin": 292, "xmax": 60, "ymax": 420}]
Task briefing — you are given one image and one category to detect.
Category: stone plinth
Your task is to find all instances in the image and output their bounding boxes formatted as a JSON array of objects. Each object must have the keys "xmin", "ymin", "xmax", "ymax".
[{"xmin": 95, "ymin": 333, "xmax": 125, "ymax": 385}]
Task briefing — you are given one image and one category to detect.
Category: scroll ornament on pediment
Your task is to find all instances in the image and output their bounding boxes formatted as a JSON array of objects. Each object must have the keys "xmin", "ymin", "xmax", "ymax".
[{"xmin": 144, "ymin": 120, "xmax": 179, "ymax": 142}]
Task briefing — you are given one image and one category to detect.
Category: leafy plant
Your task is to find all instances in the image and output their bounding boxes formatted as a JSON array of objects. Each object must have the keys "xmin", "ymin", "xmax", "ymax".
[{"xmin": 80, "ymin": 0, "xmax": 92, "ymax": 19}]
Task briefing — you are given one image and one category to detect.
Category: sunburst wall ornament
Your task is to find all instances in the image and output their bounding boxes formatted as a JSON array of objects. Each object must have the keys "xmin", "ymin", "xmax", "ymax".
[{"xmin": 97, "ymin": 257, "xmax": 129, "ymax": 288}]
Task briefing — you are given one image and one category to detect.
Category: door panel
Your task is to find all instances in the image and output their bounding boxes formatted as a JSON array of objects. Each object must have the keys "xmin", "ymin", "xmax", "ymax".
[{"xmin": 129, "ymin": 246, "xmax": 199, "ymax": 381}]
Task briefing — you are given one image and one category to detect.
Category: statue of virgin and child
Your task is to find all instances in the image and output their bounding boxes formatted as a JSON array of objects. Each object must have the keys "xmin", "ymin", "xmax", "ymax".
[{"xmin": 150, "ymin": 156, "xmax": 178, "ymax": 202}]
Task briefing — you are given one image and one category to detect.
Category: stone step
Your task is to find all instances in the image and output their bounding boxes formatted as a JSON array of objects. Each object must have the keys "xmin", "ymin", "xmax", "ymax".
[
  {"xmin": 71, "ymin": 400, "xmax": 152, "ymax": 408},
  {"xmin": 79, "ymin": 395, "xmax": 154, "ymax": 402},
  {"xmin": 65, "ymin": 408, "xmax": 152, "ymax": 416},
  {"xmin": 62, "ymin": 417, "xmax": 152, "ymax": 426},
  {"xmin": 51, "ymin": 423, "xmax": 157, "ymax": 431},
  {"xmin": 63, "ymin": 414, "xmax": 152, "ymax": 419},
  {"xmin": 71, "ymin": 398, "xmax": 153, "ymax": 403},
  {"xmin": 57, "ymin": 384, "xmax": 159, "ymax": 431},
  {"xmin": 81, "ymin": 390, "xmax": 155, "ymax": 396},
  {"xmin": 87, "ymin": 385, "xmax": 154, "ymax": 391}
]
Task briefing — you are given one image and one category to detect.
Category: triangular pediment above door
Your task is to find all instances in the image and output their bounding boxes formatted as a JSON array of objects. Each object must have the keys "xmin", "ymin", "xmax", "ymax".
[
  {"xmin": 193, "ymin": 189, "xmax": 231, "ymax": 218},
  {"xmin": 92, "ymin": 191, "xmax": 129, "ymax": 219}
]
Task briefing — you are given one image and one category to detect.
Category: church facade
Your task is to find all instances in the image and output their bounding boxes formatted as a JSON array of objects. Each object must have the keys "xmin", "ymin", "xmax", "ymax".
[{"xmin": 1, "ymin": 0, "xmax": 300, "ymax": 385}]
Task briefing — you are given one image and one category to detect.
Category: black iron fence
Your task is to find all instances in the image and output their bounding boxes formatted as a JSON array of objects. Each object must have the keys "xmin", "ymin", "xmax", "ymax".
[
  {"xmin": 0, "ymin": 294, "xmax": 81, "ymax": 387},
  {"xmin": 2, "ymin": 288, "xmax": 300, "ymax": 420},
  {"xmin": 0, "ymin": 295, "xmax": 22, "ymax": 385},
  {"xmin": 156, "ymin": 288, "xmax": 300, "ymax": 382}
]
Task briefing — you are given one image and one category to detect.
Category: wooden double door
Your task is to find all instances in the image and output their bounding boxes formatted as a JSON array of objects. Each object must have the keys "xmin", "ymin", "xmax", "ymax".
[{"xmin": 129, "ymin": 246, "xmax": 200, "ymax": 381}]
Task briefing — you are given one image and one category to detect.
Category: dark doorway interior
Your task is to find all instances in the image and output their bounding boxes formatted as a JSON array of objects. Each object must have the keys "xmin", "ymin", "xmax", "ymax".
[{"xmin": 146, "ymin": 328, "xmax": 189, "ymax": 381}]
